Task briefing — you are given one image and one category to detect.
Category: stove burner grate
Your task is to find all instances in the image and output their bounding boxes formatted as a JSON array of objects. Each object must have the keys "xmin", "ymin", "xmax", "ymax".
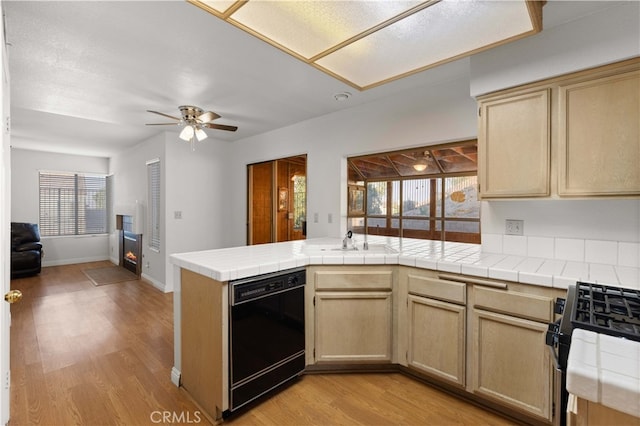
[{"xmin": 571, "ymin": 282, "xmax": 640, "ymax": 342}]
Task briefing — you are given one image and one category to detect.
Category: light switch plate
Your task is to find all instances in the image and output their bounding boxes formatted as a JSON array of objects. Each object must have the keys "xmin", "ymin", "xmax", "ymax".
[{"xmin": 505, "ymin": 219, "xmax": 524, "ymax": 236}]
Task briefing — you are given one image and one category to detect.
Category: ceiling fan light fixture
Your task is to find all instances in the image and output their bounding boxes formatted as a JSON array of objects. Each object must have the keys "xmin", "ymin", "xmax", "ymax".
[
  {"xmin": 179, "ymin": 125, "xmax": 195, "ymax": 142},
  {"xmin": 195, "ymin": 127, "xmax": 208, "ymax": 141}
]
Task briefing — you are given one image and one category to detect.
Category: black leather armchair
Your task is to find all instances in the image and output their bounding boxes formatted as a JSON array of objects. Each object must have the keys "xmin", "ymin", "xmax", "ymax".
[{"xmin": 11, "ymin": 222, "xmax": 43, "ymax": 278}]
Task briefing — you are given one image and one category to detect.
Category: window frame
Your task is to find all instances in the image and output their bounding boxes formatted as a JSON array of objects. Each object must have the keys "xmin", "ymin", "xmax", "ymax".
[
  {"xmin": 38, "ymin": 170, "xmax": 109, "ymax": 237},
  {"xmin": 147, "ymin": 159, "xmax": 161, "ymax": 252},
  {"xmin": 347, "ymin": 140, "xmax": 480, "ymax": 244}
]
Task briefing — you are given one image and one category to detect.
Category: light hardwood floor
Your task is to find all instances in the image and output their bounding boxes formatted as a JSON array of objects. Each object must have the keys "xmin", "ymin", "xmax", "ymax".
[{"xmin": 9, "ymin": 262, "xmax": 516, "ymax": 426}]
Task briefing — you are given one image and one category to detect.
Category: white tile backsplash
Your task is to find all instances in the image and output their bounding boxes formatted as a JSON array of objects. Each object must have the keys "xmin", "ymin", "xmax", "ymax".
[
  {"xmin": 555, "ymin": 238, "xmax": 585, "ymax": 262},
  {"xmin": 527, "ymin": 236, "xmax": 555, "ymax": 259},
  {"xmin": 585, "ymin": 240, "xmax": 618, "ymax": 265},
  {"xmin": 481, "ymin": 233, "xmax": 502, "ymax": 254},
  {"xmin": 618, "ymin": 242, "xmax": 640, "ymax": 268},
  {"xmin": 483, "ymin": 233, "xmax": 635, "ymax": 268},
  {"xmin": 503, "ymin": 235, "xmax": 527, "ymax": 256}
]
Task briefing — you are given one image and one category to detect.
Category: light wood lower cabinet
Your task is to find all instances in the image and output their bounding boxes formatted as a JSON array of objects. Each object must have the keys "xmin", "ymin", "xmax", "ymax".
[
  {"xmin": 469, "ymin": 285, "xmax": 554, "ymax": 422},
  {"xmin": 471, "ymin": 308, "xmax": 552, "ymax": 421},
  {"xmin": 407, "ymin": 294, "xmax": 465, "ymax": 386},
  {"xmin": 180, "ymin": 269, "xmax": 228, "ymax": 422},
  {"xmin": 569, "ymin": 395, "xmax": 640, "ymax": 426},
  {"xmin": 308, "ymin": 266, "xmax": 396, "ymax": 364},
  {"xmin": 315, "ymin": 291, "xmax": 392, "ymax": 362}
]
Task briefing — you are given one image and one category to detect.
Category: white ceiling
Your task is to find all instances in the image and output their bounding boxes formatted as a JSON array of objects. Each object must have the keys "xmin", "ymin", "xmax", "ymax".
[{"xmin": 3, "ymin": 0, "xmax": 622, "ymax": 158}]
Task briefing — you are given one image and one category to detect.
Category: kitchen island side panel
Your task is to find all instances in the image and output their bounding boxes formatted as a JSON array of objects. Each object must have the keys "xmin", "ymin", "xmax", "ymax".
[{"xmin": 180, "ymin": 269, "xmax": 228, "ymax": 421}]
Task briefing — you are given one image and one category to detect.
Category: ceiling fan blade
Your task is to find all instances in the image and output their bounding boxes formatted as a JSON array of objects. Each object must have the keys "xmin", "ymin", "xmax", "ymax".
[
  {"xmin": 147, "ymin": 110, "xmax": 182, "ymax": 121},
  {"xmin": 197, "ymin": 111, "xmax": 221, "ymax": 123},
  {"xmin": 202, "ymin": 123, "xmax": 238, "ymax": 132},
  {"xmin": 145, "ymin": 123, "xmax": 180, "ymax": 126}
]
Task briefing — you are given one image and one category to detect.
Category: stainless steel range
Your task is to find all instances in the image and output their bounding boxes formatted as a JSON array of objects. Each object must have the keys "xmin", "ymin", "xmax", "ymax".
[{"xmin": 546, "ymin": 282, "xmax": 640, "ymax": 426}]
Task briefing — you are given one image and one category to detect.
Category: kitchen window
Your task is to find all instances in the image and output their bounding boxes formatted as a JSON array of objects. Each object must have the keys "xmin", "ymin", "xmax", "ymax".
[
  {"xmin": 347, "ymin": 140, "xmax": 480, "ymax": 244},
  {"xmin": 39, "ymin": 171, "xmax": 109, "ymax": 236}
]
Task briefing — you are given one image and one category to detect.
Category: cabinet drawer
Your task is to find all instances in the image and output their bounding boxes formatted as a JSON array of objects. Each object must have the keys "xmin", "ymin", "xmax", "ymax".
[
  {"xmin": 315, "ymin": 270, "xmax": 393, "ymax": 291},
  {"xmin": 408, "ymin": 274, "xmax": 466, "ymax": 305},
  {"xmin": 474, "ymin": 287, "xmax": 553, "ymax": 322}
]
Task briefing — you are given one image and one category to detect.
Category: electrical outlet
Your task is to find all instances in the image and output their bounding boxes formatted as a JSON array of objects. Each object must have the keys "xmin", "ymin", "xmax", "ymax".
[
  {"xmin": 174, "ymin": 211, "xmax": 182, "ymax": 219},
  {"xmin": 328, "ymin": 213, "xmax": 333, "ymax": 223},
  {"xmin": 505, "ymin": 219, "xmax": 524, "ymax": 236},
  {"xmin": 314, "ymin": 213, "xmax": 319, "ymax": 223}
]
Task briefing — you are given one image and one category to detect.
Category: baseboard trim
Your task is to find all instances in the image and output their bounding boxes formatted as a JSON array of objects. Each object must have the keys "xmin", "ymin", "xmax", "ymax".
[
  {"xmin": 141, "ymin": 273, "xmax": 166, "ymax": 292},
  {"xmin": 171, "ymin": 366, "xmax": 181, "ymax": 387},
  {"xmin": 42, "ymin": 256, "xmax": 111, "ymax": 267}
]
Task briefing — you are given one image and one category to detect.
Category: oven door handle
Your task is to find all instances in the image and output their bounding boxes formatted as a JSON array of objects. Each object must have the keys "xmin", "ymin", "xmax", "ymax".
[{"xmin": 545, "ymin": 319, "xmax": 561, "ymax": 369}]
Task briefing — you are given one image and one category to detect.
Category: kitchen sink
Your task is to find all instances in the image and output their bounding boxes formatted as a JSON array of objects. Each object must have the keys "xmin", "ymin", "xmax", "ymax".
[{"xmin": 302, "ymin": 243, "xmax": 397, "ymax": 255}]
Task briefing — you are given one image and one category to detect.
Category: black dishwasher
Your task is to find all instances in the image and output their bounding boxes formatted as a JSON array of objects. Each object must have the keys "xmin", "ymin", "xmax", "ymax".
[{"xmin": 228, "ymin": 267, "xmax": 306, "ymax": 414}]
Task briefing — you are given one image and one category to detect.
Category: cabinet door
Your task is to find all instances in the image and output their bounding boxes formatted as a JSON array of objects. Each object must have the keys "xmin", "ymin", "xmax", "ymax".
[
  {"xmin": 471, "ymin": 309, "xmax": 552, "ymax": 421},
  {"xmin": 407, "ymin": 295, "xmax": 465, "ymax": 387},
  {"xmin": 558, "ymin": 69, "xmax": 640, "ymax": 195},
  {"xmin": 315, "ymin": 291, "xmax": 392, "ymax": 363},
  {"xmin": 478, "ymin": 89, "xmax": 550, "ymax": 198}
]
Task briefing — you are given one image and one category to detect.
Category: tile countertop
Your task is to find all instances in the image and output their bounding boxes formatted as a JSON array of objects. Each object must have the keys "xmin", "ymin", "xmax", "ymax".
[
  {"xmin": 567, "ymin": 329, "xmax": 640, "ymax": 418},
  {"xmin": 169, "ymin": 235, "xmax": 639, "ymax": 291},
  {"xmin": 170, "ymin": 236, "xmax": 640, "ymax": 417}
]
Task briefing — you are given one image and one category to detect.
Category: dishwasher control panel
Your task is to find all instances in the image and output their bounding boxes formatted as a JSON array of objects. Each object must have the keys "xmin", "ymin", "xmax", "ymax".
[{"xmin": 230, "ymin": 267, "xmax": 306, "ymax": 305}]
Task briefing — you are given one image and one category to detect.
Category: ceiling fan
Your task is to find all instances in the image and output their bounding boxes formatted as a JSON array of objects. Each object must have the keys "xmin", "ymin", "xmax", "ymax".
[{"xmin": 146, "ymin": 105, "xmax": 238, "ymax": 146}]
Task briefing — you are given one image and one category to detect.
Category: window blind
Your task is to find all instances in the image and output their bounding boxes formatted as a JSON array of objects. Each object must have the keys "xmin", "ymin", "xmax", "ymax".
[
  {"xmin": 147, "ymin": 160, "xmax": 161, "ymax": 251},
  {"xmin": 39, "ymin": 171, "xmax": 108, "ymax": 236}
]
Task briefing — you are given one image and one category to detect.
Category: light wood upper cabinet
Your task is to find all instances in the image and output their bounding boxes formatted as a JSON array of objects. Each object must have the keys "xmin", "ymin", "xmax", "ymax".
[
  {"xmin": 558, "ymin": 69, "xmax": 640, "ymax": 196},
  {"xmin": 479, "ymin": 88, "xmax": 551, "ymax": 198},
  {"xmin": 478, "ymin": 57, "xmax": 640, "ymax": 199}
]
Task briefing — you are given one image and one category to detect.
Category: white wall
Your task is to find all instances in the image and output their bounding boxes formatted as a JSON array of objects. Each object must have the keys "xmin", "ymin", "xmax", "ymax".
[
  {"xmin": 469, "ymin": 1, "xmax": 640, "ymax": 259},
  {"xmin": 220, "ymin": 73, "xmax": 477, "ymax": 248},
  {"xmin": 163, "ymin": 133, "xmax": 233, "ymax": 292},
  {"xmin": 214, "ymin": 2, "xmax": 640, "ymax": 256},
  {"xmin": 470, "ymin": 1, "xmax": 640, "ymax": 96},
  {"xmin": 10, "ymin": 149, "xmax": 110, "ymax": 266},
  {"xmin": 110, "ymin": 131, "xmax": 232, "ymax": 292},
  {"xmin": 109, "ymin": 133, "xmax": 166, "ymax": 290}
]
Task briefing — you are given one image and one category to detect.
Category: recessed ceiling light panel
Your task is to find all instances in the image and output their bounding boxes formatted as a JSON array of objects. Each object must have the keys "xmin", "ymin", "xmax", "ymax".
[
  {"xmin": 316, "ymin": 0, "xmax": 536, "ymax": 88},
  {"xmin": 229, "ymin": 1, "xmax": 422, "ymax": 60},
  {"xmin": 190, "ymin": 0, "xmax": 542, "ymax": 90}
]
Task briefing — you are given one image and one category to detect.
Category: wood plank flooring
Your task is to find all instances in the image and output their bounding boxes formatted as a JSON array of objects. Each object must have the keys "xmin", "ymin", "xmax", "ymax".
[{"xmin": 9, "ymin": 262, "xmax": 516, "ymax": 426}]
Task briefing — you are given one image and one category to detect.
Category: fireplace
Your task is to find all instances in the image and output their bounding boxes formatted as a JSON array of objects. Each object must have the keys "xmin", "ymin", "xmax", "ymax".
[
  {"xmin": 122, "ymin": 231, "xmax": 141, "ymax": 275},
  {"xmin": 116, "ymin": 214, "xmax": 142, "ymax": 277}
]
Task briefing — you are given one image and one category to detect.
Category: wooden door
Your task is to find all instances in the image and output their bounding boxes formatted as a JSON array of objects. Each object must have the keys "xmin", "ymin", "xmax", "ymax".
[
  {"xmin": 248, "ymin": 162, "xmax": 273, "ymax": 245},
  {"xmin": 248, "ymin": 155, "xmax": 306, "ymax": 245}
]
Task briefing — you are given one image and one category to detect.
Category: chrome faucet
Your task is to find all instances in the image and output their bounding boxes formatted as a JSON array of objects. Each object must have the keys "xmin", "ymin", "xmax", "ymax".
[{"xmin": 342, "ymin": 230, "xmax": 353, "ymax": 249}]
